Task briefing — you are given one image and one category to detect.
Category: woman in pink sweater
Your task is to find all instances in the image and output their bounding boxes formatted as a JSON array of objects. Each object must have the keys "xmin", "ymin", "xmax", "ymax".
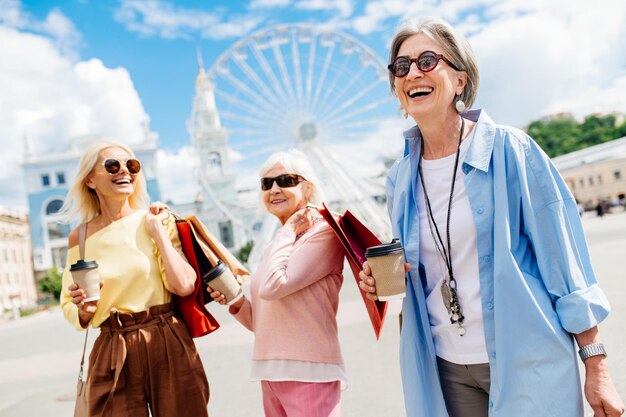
[{"xmin": 209, "ymin": 149, "xmax": 346, "ymax": 417}]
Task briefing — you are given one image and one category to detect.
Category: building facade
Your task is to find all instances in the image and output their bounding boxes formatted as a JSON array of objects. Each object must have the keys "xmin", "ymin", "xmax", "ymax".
[
  {"xmin": 553, "ymin": 136, "xmax": 626, "ymax": 209},
  {"xmin": 184, "ymin": 65, "xmax": 259, "ymax": 252},
  {"xmin": 21, "ymin": 134, "xmax": 161, "ymax": 276},
  {"xmin": 0, "ymin": 206, "xmax": 37, "ymax": 312}
]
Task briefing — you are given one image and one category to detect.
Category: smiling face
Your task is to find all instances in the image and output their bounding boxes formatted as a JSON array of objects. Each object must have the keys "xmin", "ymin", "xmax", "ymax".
[
  {"xmin": 262, "ymin": 163, "xmax": 312, "ymax": 224},
  {"xmin": 86, "ymin": 146, "xmax": 138, "ymax": 202},
  {"xmin": 394, "ymin": 33, "xmax": 466, "ymax": 123}
]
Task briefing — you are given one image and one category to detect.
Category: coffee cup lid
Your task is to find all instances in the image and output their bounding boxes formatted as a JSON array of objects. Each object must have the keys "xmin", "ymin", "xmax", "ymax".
[
  {"xmin": 365, "ymin": 238, "xmax": 403, "ymax": 257},
  {"xmin": 70, "ymin": 259, "xmax": 98, "ymax": 270},
  {"xmin": 202, "ymin": 261, "xmax": 228, "ymax": 283}
]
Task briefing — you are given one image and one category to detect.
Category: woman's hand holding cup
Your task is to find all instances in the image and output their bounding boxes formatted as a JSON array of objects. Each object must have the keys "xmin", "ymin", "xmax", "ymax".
[
  {"xmin": 358, "ymin": 262, "xmax": 379, "ymax": 301},
  {"xmin": 208, "ymin": 286, "xmax": 227, "ymax": 305},
  {"xmin": 208, "ymin": 285, "xmax": 245, "ymax": 314},
  {"xmin": 68, "ymin": 280, "xmax": 103, "ymax": 327},
  {"xmin": 359, "ymin": 261, "xmax": 411, "ymax": 301}
]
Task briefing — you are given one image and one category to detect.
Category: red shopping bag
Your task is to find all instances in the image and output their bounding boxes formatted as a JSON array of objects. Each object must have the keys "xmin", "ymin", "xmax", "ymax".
[
  {"xmin": 173, "ymin": 218, "xmax": 220, "ymax": 338},
  {"xmin": 318, "ymin": 203, "xmax": 388, "ymax": 339}
]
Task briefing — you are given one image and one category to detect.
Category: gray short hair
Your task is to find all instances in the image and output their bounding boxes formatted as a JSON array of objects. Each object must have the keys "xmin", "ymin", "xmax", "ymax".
[
  {"xmin": 388, "ymin": 17, "xmax": 480, "ymax": 109},
  {"xmin": 258, "ymin": 149, "xmax": 324, "ymax": 206}
]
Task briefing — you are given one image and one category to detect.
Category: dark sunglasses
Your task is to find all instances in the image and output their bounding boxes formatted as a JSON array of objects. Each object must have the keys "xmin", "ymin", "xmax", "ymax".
[
  {"xmin": 388, "ymin": 50, "xmax": 460, "ymax": 78},
  {"xmin": 102, "ymin": 158, "xmax": 142, "ymax": 175},
  {"xmin": 260, "ymin": 174, "xmax": 305, "ymax": 191}
]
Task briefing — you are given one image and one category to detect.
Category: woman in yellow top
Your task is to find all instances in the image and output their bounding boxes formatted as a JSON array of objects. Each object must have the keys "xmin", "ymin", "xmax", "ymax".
[{"xmin": 60, "ymin": 141, "xmax": 209, "ymax": 417}]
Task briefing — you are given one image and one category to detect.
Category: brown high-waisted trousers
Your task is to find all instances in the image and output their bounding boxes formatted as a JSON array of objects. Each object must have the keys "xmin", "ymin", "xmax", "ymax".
[{"xmin": 87, "ymin": 303, "xmax": 209, "ymax": 417}]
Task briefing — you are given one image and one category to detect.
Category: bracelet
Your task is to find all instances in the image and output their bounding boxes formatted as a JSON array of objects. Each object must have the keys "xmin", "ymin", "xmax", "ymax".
[{"xmin": 578, "ymin": 342, "xmax": 607, "ymax": 362}]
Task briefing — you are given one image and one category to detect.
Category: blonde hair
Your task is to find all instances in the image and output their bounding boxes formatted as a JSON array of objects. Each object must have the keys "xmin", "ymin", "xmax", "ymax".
[
  {"xmin": 388, "ymin": 17, "xmax": 480, "ymax": 109},
  {"xmin": 59, "ymin": 141, "xmax": 150, "ymax": 223},
  {"xmin": 258, "ymin": 149, "xmax": 325, "ymax": 206}
]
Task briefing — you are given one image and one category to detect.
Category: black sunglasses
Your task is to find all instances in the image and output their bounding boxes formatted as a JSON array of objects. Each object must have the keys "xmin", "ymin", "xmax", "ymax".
[
  {"xmin": 388, "ymin": 50, "xmax": 460, "ymax": 78},
  {"xmin": 102, "ymin": 158, "xmax": 142, "ymax": 175},
  {"xmin": 261, "ymin": 174, "xmax": 306, "ymax": 191}
]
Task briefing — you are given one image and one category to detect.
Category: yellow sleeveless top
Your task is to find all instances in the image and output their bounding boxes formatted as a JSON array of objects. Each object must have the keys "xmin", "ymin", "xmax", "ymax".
[{"xmin": 60, "ymin": 210, "xmax": 183, "ymax": 329}]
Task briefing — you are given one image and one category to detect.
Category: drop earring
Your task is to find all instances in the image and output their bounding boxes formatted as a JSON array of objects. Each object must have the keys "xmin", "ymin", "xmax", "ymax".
[
  {"xmin": 402, "ymin": 110, "xmax": 408, "ymax": 119},
  {"xmin": 455, "ymin": 95, "xmax": 466, "ymax": 113}
]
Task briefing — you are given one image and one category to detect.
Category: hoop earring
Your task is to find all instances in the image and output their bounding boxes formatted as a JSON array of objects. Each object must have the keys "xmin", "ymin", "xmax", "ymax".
[{"xmin": 455, "ymin": 96, "xmax": 466, "ymax": 113}]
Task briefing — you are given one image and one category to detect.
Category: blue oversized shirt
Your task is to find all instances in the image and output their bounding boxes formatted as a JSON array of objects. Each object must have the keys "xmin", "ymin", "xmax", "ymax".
[{"xmin": 387, "ymin": 109, "xmax": 610, "ymax": 417}]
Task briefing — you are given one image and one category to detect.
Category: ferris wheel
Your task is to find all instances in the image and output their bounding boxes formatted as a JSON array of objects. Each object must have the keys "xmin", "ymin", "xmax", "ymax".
[
  {"xmin": 205, "ymin": 23, "xmax": 402, "ymax": 250},
  {"xmin": 207, "ymin": 23, "xmax": 400, "ymax": 168}
]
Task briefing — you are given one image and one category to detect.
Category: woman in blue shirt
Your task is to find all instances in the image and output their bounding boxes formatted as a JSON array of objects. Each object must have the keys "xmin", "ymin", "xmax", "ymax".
[{"xmin": 359, "ymin": 17, "xmax": 624, "ymax": 417}]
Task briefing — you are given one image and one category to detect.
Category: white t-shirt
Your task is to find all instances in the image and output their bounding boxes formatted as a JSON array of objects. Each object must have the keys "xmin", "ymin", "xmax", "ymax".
[{"xmin": 416, "ymin": 132, "xmax": 489, "ymax": 365}]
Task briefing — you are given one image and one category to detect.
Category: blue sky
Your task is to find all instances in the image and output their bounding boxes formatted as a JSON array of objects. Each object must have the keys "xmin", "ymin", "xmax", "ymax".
[
  {"xmin": 1, "ymin": 0, "xmax": 625, "ymax": 209},
  {"xmin": 16, "ymin": 0, "xmax": 404, "ymax": 151}
]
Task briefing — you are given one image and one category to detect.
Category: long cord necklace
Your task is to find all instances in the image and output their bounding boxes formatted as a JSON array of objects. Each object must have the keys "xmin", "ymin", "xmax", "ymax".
[{"xmin": 418, "ymin": 117, "xmax": 466, "ymax": 336}]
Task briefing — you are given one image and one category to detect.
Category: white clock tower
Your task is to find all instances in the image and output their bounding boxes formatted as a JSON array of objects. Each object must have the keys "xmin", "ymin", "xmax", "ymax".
[
  {"xmin": 188, "ymin": 65, "xmax": 236, "ymax": 200},
  {"xmin": 186, "ymin": 57, "xmax": 253, "ymax": 250}
]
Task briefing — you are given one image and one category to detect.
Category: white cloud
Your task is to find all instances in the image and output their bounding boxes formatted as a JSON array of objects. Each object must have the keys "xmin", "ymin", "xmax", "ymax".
[
  {"xmin": 114, "ymin": 0, "xmax": 263, "ymax": 40},
  {"xmin": 469, "ymin": 0, "xmax": 626, "ymax": 126},
  {"xmin": 0, "ymin": 0, "xmax": 81, "ymax": 56},
  {"xmin": 248, "ymin": 0, "xmax": 291, "ymax": 9},
  {"xmin": 155, "ymin": 146, "xmax": 198, "ymax": 205},
  {"xmin": 40, "ymin": 8, "xmax": 81, "ymax": 53},
  {"xmin": 347, "ymin": 0, "xmax": 626, "ymax": 129},
  {"xmin": 0, "ymin": 0, "xmax": 28, "ymax": 28},
  {"xmin": 350, "ymin": 0, "xmax": 418, "ymax": 34},
  {"xmin": 0, "ymin": 23, "xmax": 150, "ymax": 209},
  {"xmin": 295, "ymin": 0, "xmax": 355, "ymax": 19}
]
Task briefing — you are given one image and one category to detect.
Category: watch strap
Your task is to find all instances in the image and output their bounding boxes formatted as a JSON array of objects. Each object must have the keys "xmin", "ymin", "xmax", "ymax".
[{"xmin": 578, "ymin": 342, "xmax": 607, "ymax": 362}]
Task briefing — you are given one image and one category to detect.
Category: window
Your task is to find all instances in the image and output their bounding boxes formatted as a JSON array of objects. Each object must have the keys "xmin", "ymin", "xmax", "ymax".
[
  {"xmin": 579, "ymin": 178, "xmax": 584, "ymax": 188},
  {"xmin": 615, "ymin": 170, "xmax": 622, "ymax": 180},
  {"xmin": 46, "ymin": 199, "xmax": 64, "ymax": 215},
  {"xmin": 57, "ymin": 172, "xmax": 66, "ymax": 185},
  {"xmin": 47, "ymin": 222, "xmax": 70, "ymax": 240},
  {"xmin": 41, "ymin": 174, "xmax": 50, "ymax": 187},
  {"xmin": 589, "ymin": 177, "xmax": 594, "ymax": 186},
  {"xmin": 51, "ymin": 246, "xmax": 68, "ymax": 269},
  {"xmin": 208, "ymin": 152, "xmax": 222, "ymax": 175},
  {"xmin": 219, "ymin": 221, "xmax": 234, "ymax": 248},
  {"xmin": 597, "ymin": 175, "xmax": 603, "ymax": 185}
]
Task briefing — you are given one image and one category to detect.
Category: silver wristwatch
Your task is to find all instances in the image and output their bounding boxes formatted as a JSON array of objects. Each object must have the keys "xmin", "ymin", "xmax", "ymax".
[{"xmin": 578, "ymin": 343, "xmax": 607, "ymax": 362}]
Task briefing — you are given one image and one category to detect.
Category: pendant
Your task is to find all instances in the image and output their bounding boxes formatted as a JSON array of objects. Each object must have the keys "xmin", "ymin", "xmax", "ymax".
[
  {"xmin": 441, "ymin": 280, "xmax": 452, "ymax": 314},
  {"xmin": 457, "ymin": 325, "xmax": 465, "ymax": 336}
]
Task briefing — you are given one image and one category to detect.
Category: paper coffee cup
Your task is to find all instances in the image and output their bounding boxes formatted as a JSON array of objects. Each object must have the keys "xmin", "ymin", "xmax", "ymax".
[
  {"xmin": 203, "ymin": 261, "xmax": 243, "ymax": 305},
  {"xmin": 70, "ymin": 259, "xmax": 100, "ymax": 302},
  {"xmin": 365, "ymin": 239, "xmax": 406, "ymax": 301}
]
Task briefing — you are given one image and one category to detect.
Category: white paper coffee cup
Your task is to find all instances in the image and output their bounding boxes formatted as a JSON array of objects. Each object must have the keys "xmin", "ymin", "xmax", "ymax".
[
  {"xmin": 203, "ymin": 261, "xmax": 243, "ymax": 305},
  {"xmin": 70, "ymin": 259, "xmax": 100, "ymax": 302},
  {"xmin": 366, "ymin": 239, "xmax": 405, "ymax": 301}
]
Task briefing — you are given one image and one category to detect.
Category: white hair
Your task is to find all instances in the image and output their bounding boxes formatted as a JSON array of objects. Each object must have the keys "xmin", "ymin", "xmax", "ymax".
[{"xmin": 258, "ymin": 149, "xmax": 325, "ymax": 205}]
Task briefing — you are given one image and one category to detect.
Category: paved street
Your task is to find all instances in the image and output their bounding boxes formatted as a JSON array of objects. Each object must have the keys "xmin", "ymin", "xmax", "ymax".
[{"xmin": 1, "ymin": 211, "xmax": 625, "ymax": 417}]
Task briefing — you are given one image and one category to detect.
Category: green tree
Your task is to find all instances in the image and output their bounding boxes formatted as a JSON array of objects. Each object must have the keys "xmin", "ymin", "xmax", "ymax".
[
  {"xmin": 527, "ymin": 115, "xmax": 580, "ymax": 157},
  {"xmin": 39, "ymin": 266, "xmax": 63, "ymax": 300},
  {"xmin": 237, "ymin": 241, "xmax": 254, "ymax": 264},
  {"xmin": 527, "ymin": 113, "xmax": 625, "ymax": 158},
  {"xmin": 580, "ymin": 114, "xmax": 617, "ymax": 146}
]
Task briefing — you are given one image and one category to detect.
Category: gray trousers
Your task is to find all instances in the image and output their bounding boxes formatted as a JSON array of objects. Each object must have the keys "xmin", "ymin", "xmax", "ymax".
[{"xmin": 437, "ymin": 356, "xmax": 491, "ymax": 417}]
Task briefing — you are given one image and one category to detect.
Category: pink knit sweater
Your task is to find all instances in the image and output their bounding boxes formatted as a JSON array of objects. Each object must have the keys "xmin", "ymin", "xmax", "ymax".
[{"xmin": 233, "ymin": 221, "xmax": 345, "ymax": 364}]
